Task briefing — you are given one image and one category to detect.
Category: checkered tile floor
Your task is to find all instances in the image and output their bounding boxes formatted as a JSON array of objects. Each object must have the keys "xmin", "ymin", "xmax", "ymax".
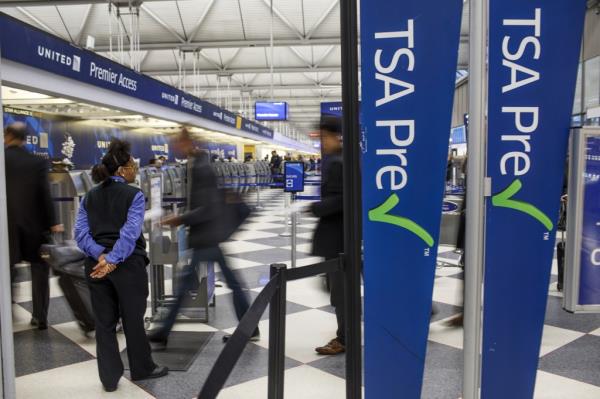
[{"xmin": 10, "ymin": 189, "xmax": 600, "ymax": 398}]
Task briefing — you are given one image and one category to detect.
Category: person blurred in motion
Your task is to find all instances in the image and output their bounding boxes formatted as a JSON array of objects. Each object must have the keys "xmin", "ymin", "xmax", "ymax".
[
  {"xmin": 269, "ymin": 150, "xmax": 282, "ymax": 175},
  {"xmin": 4, "ymin": 122, "xmax": 63, "ymax": 330},
  {"xmin": 148, "ymin": 128, "xmax": 258, "ymax": 344},
  {"xmin": 311, "ymin": 116, "xmax": 346, "ymax": 355},
  {"xmin": 148, "ymin": 158, "xmax": 162, "ymax": 169},
  {"xmin": 75, "ymin": 139, "xmax": 167, "ymax": 392}
]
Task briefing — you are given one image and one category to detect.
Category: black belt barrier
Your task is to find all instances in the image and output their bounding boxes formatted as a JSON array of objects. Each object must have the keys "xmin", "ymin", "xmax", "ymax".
[{"xmin": 197, "ymin": 258, "xmax": 342, "ymax": 399}]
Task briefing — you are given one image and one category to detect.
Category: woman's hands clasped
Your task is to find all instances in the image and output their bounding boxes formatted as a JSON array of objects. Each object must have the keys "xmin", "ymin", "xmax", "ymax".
[{"xmin": 90, "ymin": 254, "xmax": 117, "ymax": 279}]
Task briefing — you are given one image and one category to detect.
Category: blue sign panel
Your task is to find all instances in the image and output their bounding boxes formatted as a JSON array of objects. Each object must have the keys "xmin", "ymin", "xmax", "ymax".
[
  {"xmin": 255, "ymin": 102, "xmax": 288, "ymax": 121},
  {"xmin": 320, "ymin": 102, "xmax": 343, "ymax": 117},
  {"xmin": 482, "ymin": 2, "xmax": 586, "ymax": 398},
  {"xmin": 579, "ymin": 137, "xmax": 600, "ymax": 305},
  {"xmin": 360, "ymin": 1, "xmax": 463, "ymax": 397},
  {"xmin": 0, "ymin": 13, "xmax": 273, "ymax": 140},
  {"xmin": 284, "ymin": 162, "xmax": 304, "ymax": 193},
  {"xmin": 442, "ymin": 201, "xmax": 459, "ymax": 213}
]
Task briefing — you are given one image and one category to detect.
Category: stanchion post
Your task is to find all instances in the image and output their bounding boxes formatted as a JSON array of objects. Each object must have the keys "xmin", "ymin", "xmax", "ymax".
[
  {"xmin": 291, "ymin": 194, "xmax": 297, "ymax": 268},
  {"xmin": 280, "ymin": 192, "xmax": 291, "ymax": 237},
  {"xmin": 463, "ymin": 0, "xmax": 487, "ymax": 397},
  {"xmin": 268, "ymin": 264, "xmax": 287, "ymax": 399},
  {"xmin": 255, "ymin": 183, "xmax": 263, "ymax": 210}
]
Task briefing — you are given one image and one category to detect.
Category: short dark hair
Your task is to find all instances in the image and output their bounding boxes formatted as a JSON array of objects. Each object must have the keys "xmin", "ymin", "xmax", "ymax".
[
  {"xmin": 4, "ymin": 122, "xmax": 27, "ymax": 141},
  {"xmin": 149, "ymin": 158, "xmax": 158, "ymax": 165},
  {"xmin": 319, "ymin": 115, "xmax": 342, "ymax": 136}
]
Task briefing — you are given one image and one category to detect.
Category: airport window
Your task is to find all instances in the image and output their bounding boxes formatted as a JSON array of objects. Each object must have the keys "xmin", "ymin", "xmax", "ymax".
[{"xmin": 584, "ymin": 56, "xmax": 600, "ymax": 111}]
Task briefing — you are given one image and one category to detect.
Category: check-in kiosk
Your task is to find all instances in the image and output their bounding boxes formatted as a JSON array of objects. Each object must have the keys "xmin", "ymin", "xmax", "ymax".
[
  {"xmin": 49, "ymin": 169, "xmax": 89, "ymax": 241},
  {"xmin": 145, "ymin": 168, "xmax": 215, "ymax": 324},
  {"xmin": 564, "ymin": 128, "xmax": 600, "ymax": 313}
]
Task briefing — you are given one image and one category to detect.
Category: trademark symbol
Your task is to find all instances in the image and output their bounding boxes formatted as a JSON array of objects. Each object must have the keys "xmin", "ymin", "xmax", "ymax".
[
  {"xmin": 424, "ymin": 248, "xmax": 430, "ymax": 257},
  {"xmin": 543, "ymin": 232, "xmax": 550, "ymax": 241}
]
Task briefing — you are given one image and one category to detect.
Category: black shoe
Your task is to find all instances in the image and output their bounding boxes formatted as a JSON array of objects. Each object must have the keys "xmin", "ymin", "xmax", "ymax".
[
  {"xmin": 223, "ymin": 329, "xmax": 260, "ymax": 343},
  {"xmin": 132, "ymin": 366, "xmax": 169, "ymax": 381},
  {"xmin": 103, "ymin": 385, "xmax": 118, "ymax": 393},
  {"xmin": 147, "ymin": 330, "xmax": 169, "ymax": 347},
  {"xmin": 30, "ymin": 318, "xmax": 48, "ymax": 330}
]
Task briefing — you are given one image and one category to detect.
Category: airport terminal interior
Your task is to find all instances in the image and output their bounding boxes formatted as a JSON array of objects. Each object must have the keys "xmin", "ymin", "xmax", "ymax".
[{"xmin": 1, "ymin": 1, "xmax": 600, "ymax": 399}]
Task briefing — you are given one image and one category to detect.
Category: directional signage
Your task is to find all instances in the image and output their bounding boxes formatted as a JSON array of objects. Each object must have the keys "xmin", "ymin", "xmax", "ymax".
[
  {"xmin": 284, "ymin": 162, "xmax": 304, "ymax": 193},
  {"xmin": 0, "ymin": 13, "xmax": 273, "ymax": 140},
  {"xmin": 360, "ymin": 0, "xmax": 463, "ymax": 397},
  {"xmin": 481, "ymin": 1, "xmax": 586, "ymax": 398}
]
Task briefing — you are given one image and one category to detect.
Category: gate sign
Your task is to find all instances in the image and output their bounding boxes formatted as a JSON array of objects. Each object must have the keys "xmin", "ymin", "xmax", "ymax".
[
  {"xmin": 482, "ymin": 1, "xmax": 586, "ymax": 398},
  {"xmin": 360, "ymin": 1, "xmax": 463, "ymax": 397},
  {"xmin": 579, "ymin": 136, "xmax": 600, "ymax": 305}
]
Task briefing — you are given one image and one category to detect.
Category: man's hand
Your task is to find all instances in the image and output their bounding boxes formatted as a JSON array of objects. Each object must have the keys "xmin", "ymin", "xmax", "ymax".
[
  {"xmin": 50, "ymin": 224, "xmax": 64, "ymax": 233},
  {"xmin": 161, "ymin": 215, "xmax": 182, "ymax": 227},
  {"xmin": 90, "ymin": 257, "xmax": 117, "ymax": 279}
]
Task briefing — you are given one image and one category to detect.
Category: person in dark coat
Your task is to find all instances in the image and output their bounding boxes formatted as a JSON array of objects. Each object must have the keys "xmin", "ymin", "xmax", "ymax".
[
  {"xmin": 148, "ymin": 129, "xmax": 258, "ymax": 344},
  {"xmin": 4, "ymin": 122, "xmax": 63, "ymax": 330},
  {"xmin": 75, "ymin": 139, "xmax": 167, "ymax": 392},
  {"xmin": 311, "ymin": 116, "xmax": 345, "ymax": 355}
]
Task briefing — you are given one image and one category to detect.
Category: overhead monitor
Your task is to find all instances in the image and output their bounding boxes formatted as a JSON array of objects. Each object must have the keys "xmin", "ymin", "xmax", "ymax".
[{"xmin": 255, "ymin": 102, "xmax": 289, "ymax": 121}]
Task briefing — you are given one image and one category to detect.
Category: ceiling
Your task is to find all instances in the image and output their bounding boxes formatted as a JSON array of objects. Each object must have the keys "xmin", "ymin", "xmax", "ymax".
[{"xmin": 0, "ymin": 0, "xmax": 470, "ymax": 136}]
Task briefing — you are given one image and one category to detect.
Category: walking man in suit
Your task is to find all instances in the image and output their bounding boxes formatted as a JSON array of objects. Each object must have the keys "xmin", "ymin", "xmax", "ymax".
[
  {"xmin": 311, "ymin": 116, "xmax": 346, "ymax": 355},
  {"xmin": 5, "ymin": 122, "xmax": 63, "ymax": 329}
]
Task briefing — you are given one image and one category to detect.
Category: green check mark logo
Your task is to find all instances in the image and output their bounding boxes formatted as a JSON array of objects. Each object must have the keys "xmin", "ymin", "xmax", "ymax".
[
  {"xmin": 492, "ymin": 179, "xmax": 553, "ymax": 231},
  {"xmin": 368, "ymin": 194, "xmax": 435, "ymax": 247}
]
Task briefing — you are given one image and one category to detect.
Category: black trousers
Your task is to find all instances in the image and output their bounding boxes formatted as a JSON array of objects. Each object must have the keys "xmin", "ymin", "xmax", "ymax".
[
  {"xmin": 85, "ymin": 255, "xmax": 156, "ymax": 388},
  {"xmin": 8, "ymin": 225, "xmax": 50, "ymax": 323},
  {"xmin": 153, "ymin": 246, "xmax": 253, "ymax": 339},
  {"xmin": 327, "ymin": 257, "xmax": 346, "ymax": 345}
]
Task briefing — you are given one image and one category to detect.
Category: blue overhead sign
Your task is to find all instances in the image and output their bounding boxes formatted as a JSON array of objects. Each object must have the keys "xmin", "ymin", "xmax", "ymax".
[
  {"xmin": 320, "ymin": 102, "xmax": 343, "ymax": 117},
  {"xmin": 255, "ymin": 102, "xmax": 288, "ymax": 121},
  {"xmin": 360, "ymin": 0, "xmax": 463, "ymax": 397},
  {"xmin": 482, "ymin": 1, "xmax": 586, "ymax": 398},
  {"xmin": 0, "ymin": 13, "xmax": 273, "ymax": 140}
]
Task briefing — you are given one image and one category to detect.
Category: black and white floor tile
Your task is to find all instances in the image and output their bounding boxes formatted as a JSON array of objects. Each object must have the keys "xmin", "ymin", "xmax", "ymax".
[{"xmin": 10, "ymin": 189, "xmax": 600, "ymax": 398}]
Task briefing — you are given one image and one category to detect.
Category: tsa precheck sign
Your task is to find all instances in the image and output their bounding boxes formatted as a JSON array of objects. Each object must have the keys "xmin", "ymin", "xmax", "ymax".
[
  {"xmin": 360, "ymin": 0, "xmax": 463, "ymax": 397},
  {"xmin": 481, "ymin": 1, "xmax": 586, "ymax": 398}
]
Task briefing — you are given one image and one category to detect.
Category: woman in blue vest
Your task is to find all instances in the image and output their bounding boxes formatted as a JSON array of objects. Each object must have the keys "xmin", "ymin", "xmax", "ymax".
[{"xmin": 74, "ymin": 139, "xmax": 167, "ymax": 392}]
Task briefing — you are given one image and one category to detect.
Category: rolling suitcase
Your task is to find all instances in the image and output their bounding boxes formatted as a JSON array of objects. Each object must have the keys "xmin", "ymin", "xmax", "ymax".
[{"xmin": 41, "ymin": 244, "xmax": 95, "ymax": 334}]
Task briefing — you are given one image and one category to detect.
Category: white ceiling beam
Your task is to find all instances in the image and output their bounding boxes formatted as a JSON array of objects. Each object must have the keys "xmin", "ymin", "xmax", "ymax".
[
  {"xmin": 74, "ymin": 3, "xmax": 94, "ymax": 45},
  {"xmin": 305, "ymin": 0, "xmax": 339, "ymax": 39},
  {"xmin": 17, "ymin": 6, "xmax": 64, "ymax": 38},
  {"xmin": 96, "ymin": 37, "xmax": 342, "ymax": 51},
  {"xmin": 223, "ymin": 48, "xmax": 243, "ymax": 70},
  {"xmin": 145, "ymin": 65, "xmax": 342, "ymax": 76},
  {"xmin": 187, "ymin": 0, "xmax": 216, "ymax": 43},
  {"xmin": 288, "ymin": 47, "xmax": 312, "ymax": 67},
  {"xmin": 0, "ymin": 0, "xmax": 163, "ymax": 5},
  {"xmin": 140, "ymin": 4, "xmax": 186, "ymax": 43},
  {"xmin": 314, "ymin": 45, "xmax": 337, "ymax": 67},
  {"xmin": 261, "ymin": 0, "xmax": 304, "ymax": 40},
  {"xmin": 182, "ymin": 83, "xmax": 342, "ymax": 91}
]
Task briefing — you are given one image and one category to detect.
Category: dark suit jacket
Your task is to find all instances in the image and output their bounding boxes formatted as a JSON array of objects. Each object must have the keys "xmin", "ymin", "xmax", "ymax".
[
  {"xmin": 181, "ymin": 153, "xmax": 223, "ymax": 249},
  {"xmin": 5, "ymin": 145, "xmax": 57, "ymax": 263},
  {"xmin": 311, "ymin": 154, "xmax": 343, "ymax": 258}
]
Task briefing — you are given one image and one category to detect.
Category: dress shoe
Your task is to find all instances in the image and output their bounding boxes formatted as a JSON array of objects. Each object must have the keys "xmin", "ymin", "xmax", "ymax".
[
  {"xmin": 222, "ymin": 329, "xmax": 260, "ymax": 343},
  {"xmin": 103, "ymin": 385, "xmax": 118, "ymax": 393},
  {"xmin": 132, "ymin": 366, "xmax": 169, "ymax": 381},
  {"xmin": 316, "ymin": 338, "xmax": 345, "ymax": 355},
  {"xmin": 30, "ymin": 318, "xmax": 48, "ymax": 330}
]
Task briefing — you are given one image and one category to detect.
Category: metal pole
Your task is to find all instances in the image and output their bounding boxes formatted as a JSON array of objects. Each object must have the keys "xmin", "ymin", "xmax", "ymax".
[
  {"xmin": 291, "ymin": 194, "xmax": 297, "ymax": 268},
  {"xmin": 339, "ymin": 0, "xmax": 362, "ymax": 398},
  {"xmin": 280, "ymin": 192, "xmax": 291, "ymax": 237},
  {"xmin": 463, "ymin": 0, "xmax": 488, "ymax": 397},
  {"xmin": 0, "ymin": 50, "xmax": 17, "ymax": 399},
  {"xmin": 268, "ymin": 264, "xmax": 287, "ymax": 399}
]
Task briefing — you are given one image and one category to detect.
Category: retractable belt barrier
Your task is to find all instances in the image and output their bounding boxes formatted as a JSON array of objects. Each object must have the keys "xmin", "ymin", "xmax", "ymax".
[{"xmin": 198, "ymin": 258, "xmax": 341, "ymax": 399}]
